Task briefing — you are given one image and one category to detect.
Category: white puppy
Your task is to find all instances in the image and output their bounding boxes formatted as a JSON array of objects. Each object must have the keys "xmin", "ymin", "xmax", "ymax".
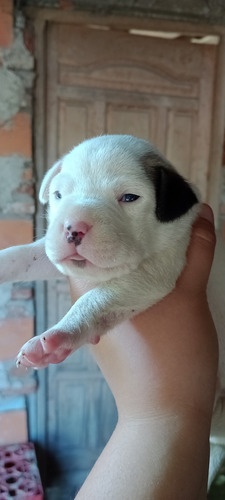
[{"xmin": 0, "ymin": 135, "xmax": 224, "ymax": 485}]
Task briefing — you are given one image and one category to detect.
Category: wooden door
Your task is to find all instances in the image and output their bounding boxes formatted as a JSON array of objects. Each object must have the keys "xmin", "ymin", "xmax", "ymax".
[{"xmin": 37, "ymin": 21, "xmax": 218, "ymax": 498}]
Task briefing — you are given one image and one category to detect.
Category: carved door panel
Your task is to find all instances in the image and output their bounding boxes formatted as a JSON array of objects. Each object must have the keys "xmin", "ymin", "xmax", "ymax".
[
  {"xmin": 46, "ymin": 23, "xmax": 216, "ymax": 197},
  {"xmin": 41, "ymin": 22, "xmax": 217, "ymax": 497}
]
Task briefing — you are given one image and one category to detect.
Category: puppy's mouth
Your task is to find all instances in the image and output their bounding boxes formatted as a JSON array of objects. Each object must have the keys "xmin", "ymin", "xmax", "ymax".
[
  {"xmin": 60, "ymin": 250, "xmax": 92, "ymax": 269},
  {"xmin": 67, "ymin": 252, "xmax": 86, "ymax": 262}
]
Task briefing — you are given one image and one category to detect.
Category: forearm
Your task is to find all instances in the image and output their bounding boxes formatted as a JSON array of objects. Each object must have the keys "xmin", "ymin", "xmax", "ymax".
[
  {"xmin": 75, "ymin": 411, "xmax": 209, "ymax": 500},
  {"xmin": 72, "ymin": 206, "xmax": 217, "ymax": 500},
  {"xmin": 74, "ymin": 309, "xmax": 216, "ymax": 500},
  {"xmin": 70, "ymin": 289, "xmax": 216, "ymax": 500}
]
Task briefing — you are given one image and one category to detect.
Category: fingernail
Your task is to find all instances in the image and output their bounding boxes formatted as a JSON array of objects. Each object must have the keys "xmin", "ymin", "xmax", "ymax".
[{"xmin": 199, "ymin": 204, "xmax": 214, "ymax": 224}]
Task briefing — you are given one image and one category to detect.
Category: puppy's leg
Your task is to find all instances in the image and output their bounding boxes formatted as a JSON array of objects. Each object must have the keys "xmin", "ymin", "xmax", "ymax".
[
  {"xmin": 0, "ymin": 237, "xmax": 62, "ymax": 283},
  {"xmin": 16, "ymin": 267, "xmax": 174, "ymax": 368}
]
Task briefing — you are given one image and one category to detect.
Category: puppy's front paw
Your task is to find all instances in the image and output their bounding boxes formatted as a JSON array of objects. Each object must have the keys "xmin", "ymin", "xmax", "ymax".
[
  {"xmin": 16, "ymin": 330, "xmax": 74, "ymax": 368},
  {"xmin": 16, "ymin": 327, "xmax": 101, "ymax": 369}
]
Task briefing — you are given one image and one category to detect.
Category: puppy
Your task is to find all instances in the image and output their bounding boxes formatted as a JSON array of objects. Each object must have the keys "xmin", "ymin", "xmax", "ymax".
[{"xmin": 0, "ymin": 135, "xmax": 224, "ymax": 485}]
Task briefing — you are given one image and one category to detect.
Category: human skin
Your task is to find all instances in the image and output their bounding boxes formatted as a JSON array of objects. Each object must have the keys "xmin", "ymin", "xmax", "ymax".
[{"xmin": 70, "ymin": 204, "xmax": 218, "ymax": 500}]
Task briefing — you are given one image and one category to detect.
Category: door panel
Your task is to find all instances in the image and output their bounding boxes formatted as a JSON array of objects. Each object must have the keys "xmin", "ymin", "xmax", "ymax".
[
  {"xmin": 59, "ymin": 100, "xmax": 95, "ymax": 155},
  {"xmin": 106, "ymin": 104, "xmax": 158, "ymax": 141},
  {"xmin": 165, "ymin": 109, "xmax": 197, "ymax": 178},
  {"xmin": 45, "ymin": 279, "xmax": 117, "ymax": 493},
  {"xmin": 40, "ymin": 21, "xmax": 217, "ymax": 495}
]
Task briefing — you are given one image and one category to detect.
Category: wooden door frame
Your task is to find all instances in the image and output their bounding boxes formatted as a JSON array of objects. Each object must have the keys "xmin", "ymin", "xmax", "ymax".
[{"xmin": 25, "ymin": 6, "xmax": 225, "ymax": 480}]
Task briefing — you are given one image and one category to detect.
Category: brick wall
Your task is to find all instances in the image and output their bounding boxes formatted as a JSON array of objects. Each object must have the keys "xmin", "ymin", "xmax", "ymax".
[{"xmin": 0, "ymin": 0, "xmax": 36, "ymax": 445}]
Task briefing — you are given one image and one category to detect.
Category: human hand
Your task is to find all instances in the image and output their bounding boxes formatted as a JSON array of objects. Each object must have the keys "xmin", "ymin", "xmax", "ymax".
[
  {"xmin": 73, "ymin": 204, "xmax": 218, "ymax": 500},
  {"xmin": 84, "ymin": 205, "xmax": 218, "ymax": 419}
]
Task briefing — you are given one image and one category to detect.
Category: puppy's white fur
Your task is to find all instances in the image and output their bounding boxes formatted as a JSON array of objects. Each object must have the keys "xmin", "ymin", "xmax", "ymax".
[
  {"xmin": 0, "ymin": 135, "xmax": 224, "ymax": 486},
  {"xmin": 44, "ymin": 137, "xmax": 198, "ymax": 284}
]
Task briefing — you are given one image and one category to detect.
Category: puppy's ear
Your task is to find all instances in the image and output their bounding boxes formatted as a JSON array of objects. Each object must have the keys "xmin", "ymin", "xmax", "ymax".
[
  {"xmin": 152, "ymin": 166, "xmax": 198, "ymax": 222},
  {"xmin": 143, "ymin": 152, "xmax": 198, "ymax": 222},
  {"xmin": 39, "ymin": 160, "xmax": 62, "ymax": 204}
]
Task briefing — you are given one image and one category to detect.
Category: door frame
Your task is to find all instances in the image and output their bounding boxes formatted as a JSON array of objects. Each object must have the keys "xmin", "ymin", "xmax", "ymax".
[{"xmin": 25, "ymin": 5, "xmax": 225, "ymax": 481}]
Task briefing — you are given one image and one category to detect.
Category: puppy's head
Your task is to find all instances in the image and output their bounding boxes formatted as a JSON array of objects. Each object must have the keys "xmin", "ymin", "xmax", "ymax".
[{"xmin": 39, "ymin": 135, "xmax": 199, "ymax": 280}]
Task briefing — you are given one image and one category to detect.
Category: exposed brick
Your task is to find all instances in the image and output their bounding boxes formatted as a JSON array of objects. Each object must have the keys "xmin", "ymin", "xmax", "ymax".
[
  {"xmin": 0, "ymin": 113, "xmax": 32, "ymax": 157},
  {"xmin": 0, "ymin": 1, "xmax": 12, "ymax": 15},
  {"xmin": 0, "ymin": 0, "xmax": 13, "ymax": 48},
  {"xmin": 23, "ymin": 20, "xmax": 35, "ymax": 54},
  {"xmin": 22, "ymin": 167, "xmax": 33, "ymax": 181},
  {"xmin": 16, "ymin": 182, "xmax": 34, "ymax": 197},
  {"xmin": 0, "ymin": 317, "xmax": 33, "ymax": 360},
  {"xmin": 11, "ymin": 285, "xmax": 33, "ymax": 300},
  {"xmin": 0, "ymin": 219, "xmax": 33, "ymax": 249},
  {"xmin": 0, "ymin": 409, "xmax": 27, "ymax": 445}
]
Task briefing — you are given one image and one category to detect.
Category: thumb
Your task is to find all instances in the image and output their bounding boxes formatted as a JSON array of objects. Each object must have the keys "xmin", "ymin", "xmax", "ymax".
[{"xmin": 178, "ymin": 204, "xmax": 216, "ymax": 294}]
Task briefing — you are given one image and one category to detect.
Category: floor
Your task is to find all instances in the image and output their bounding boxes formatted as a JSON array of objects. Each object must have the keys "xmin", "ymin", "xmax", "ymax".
[
  {"xmin": 207, "ymin": 461, "xmax": 225, "ymax": 500},
  {"xmin": 46, "ymin": 485, "xmax": 79, "ymax": 500}
]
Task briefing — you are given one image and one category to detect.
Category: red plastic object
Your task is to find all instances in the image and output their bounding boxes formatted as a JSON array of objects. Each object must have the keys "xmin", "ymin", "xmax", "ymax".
[{"xmin": 0, "ymin": 442, "xmax": 43, "ymax": 499}]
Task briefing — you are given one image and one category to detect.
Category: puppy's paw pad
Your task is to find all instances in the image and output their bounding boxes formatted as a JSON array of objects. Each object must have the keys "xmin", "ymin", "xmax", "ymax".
[
  {"xmin": 16, "ymin": 336, "xmax": 47, "ymax": 368},
  {"xmin": 16, "ymin": 330, "xmax": 76, "ymax": 368}
]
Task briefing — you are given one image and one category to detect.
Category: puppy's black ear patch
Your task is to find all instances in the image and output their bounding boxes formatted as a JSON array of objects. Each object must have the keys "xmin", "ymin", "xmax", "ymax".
[{"xmin": 151, "ymin": 166, "xmax": 198, "ymax": 222}]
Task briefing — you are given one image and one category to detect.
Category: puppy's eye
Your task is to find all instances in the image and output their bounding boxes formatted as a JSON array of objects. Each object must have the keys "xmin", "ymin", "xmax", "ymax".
[
  {"xmin": 120, "ymin": 194, "xmax": 140, "ymax": 203},
  {"xmin": 54, "ymin": 191, "xmax": 62, "ymax": 200}
]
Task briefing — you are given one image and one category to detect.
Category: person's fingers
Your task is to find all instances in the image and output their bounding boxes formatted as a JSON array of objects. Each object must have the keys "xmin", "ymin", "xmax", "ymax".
[{"xmin": 178, "ymin": 204, "xmax": 216, "ymax": 294}]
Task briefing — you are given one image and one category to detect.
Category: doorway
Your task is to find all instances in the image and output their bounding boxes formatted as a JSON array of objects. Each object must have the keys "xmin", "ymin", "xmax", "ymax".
[{"xmin": 27, "ymin": 10, "xmax": 225, "ymax": 498}]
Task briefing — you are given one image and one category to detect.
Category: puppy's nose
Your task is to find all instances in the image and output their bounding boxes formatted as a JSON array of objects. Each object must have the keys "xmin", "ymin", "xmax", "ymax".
[{"xmin": 64, "ymin": 221, "xmax": 91, "ymax": 246}]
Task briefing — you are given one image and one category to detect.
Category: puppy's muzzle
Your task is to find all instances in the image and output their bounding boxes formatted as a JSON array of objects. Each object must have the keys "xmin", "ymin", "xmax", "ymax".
[{"xmin": 64, "ymin": 221, "xmax": 91, "ymax": 246}]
